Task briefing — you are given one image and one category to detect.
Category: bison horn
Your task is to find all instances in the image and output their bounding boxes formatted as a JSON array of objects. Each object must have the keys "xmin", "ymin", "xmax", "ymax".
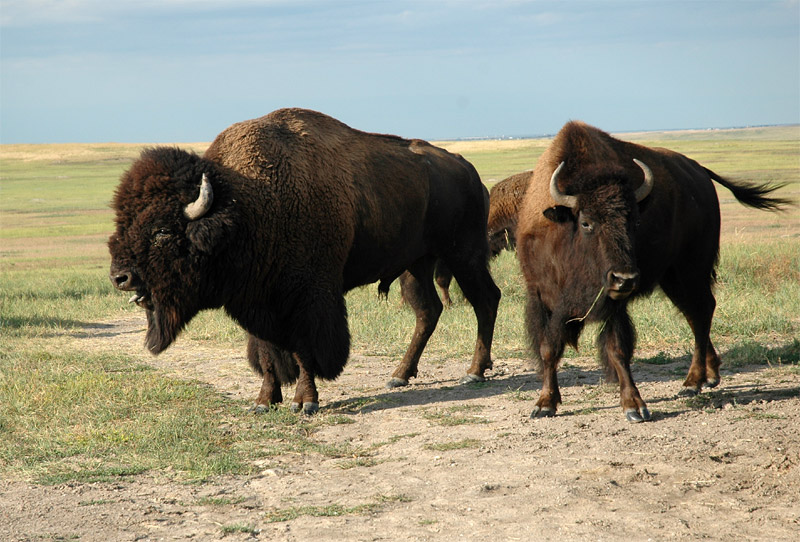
[
  {"xmin": 549, "ymin": 161, "xmax": 577, "ymax": 208},
  {"xmin": 632, "ymin": 159, "xmax": 654, "ymax": 202},
  {"xmin": 184, "ymin": 173, "xmax": 214, "ymax": 220}
]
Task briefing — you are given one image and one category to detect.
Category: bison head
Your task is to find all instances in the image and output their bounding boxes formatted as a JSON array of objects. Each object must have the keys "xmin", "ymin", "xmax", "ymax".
[
  {"xmin": 108, "ymin": 147, "xmax": 236, "ymax": 354},
  {"xmin": 544, "ymin": 159, "xmax": 653, "ymax": 303}
]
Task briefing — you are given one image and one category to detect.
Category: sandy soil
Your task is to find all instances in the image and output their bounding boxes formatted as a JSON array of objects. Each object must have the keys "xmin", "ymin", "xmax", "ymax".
[{"xmin": 1, "ymin": 314, "xmax": 798, "ymax": 541}]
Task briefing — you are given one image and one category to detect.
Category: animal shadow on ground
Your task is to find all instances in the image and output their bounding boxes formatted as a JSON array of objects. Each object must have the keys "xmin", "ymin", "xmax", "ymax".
[
  {"xmin": 324, "ymin": 341, "xmax": 799, "ymax": 419},
  {"xmin": 5, "ymin": 316, "xmax": 111, "ymax": 337},
  {"xmin": 72, "ymin": 322, "xmax": 143, "ymax": 339},
  {"xmin": 324, "ymin": 372, "xmax": 542, "ymax": 415},
  {"xmin": 633, "ymin": 340, "xmax": 799, "ymax": 382}
]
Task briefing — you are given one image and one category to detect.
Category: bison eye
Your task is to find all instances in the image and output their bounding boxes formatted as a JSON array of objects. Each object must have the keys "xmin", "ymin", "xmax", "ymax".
[
  {"xmin": 580, "ymin": 220, "xmax": 594, "ymax": 233},
  {"xmin": 152, "ymin": 228, "xmax": 172, "ymax": 246}
]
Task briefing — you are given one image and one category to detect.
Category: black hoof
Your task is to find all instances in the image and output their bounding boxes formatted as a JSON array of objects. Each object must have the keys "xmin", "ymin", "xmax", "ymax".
[
  {"xmin": 290, "ymin": 402, "xmax": 301, "ymax": 413},
  {"xmin": 302, "ymin": 402, "xmax": 319, "ymax": 416},
  {"xmin": 459, "ymin": 373, "xmax": 485, "ymax": 385},
  {"xmin": 530, "ymin": 406, "xmax": 556, "ymax": 419},
  {"xmin": 704, "ymin": 378, "xmax": 720, "ymax": 389},
  {"xmin": 678, "ymin": 386, "xmax": 700, "ymax": 397},
  {"xmin": 249, "ymin": 404, "xmax": 269, "ymax": 414},
  {"xmin": 386, "ymin": 377, "xmax": 409, "ymax": 389},
  {"xmin": 625, "ymin": 406, "xmax": 651, "ymax": 423}
]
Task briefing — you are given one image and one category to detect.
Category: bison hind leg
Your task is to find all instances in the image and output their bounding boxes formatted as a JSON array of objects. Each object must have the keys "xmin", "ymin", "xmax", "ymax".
[
  {"xmin": 659, "ymin": 267, "xmax": 719, "ymax": 394},
  {"xmin": 446, "ymin": 255, "xmax": 501, "ymax": 381},
  {"xmin": 388, "ymin": 259, "xmax": 443, "ymax": 387}
]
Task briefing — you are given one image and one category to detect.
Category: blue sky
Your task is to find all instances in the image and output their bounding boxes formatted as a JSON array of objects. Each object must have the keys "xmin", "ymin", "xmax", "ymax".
[{"xmin": 1, "ymin": 0, "xmax": 798, "ymax": 143}]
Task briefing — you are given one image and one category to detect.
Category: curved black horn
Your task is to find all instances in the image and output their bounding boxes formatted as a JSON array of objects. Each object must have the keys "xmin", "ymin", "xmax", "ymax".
[
  {"xmin": 633, "ymin": 159, "xmax": 654, "ymax": 202},
  {"xmin": 549, "ymin": 161, "xmax": 577, "ymax": 208},
  {"xmin": 184, "ymin": 173, "xmax": 214, "ymax": 220}
]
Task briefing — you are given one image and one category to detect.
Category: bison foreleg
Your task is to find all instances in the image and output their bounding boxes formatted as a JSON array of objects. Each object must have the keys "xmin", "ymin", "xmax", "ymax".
[
  {"xmin": 530, "ymin": 339, "xmax": 563, "ymax": 418},
  {"xmin": 247, "ymin": 335, "xmax": 304, "ymax": 412},
  {"xmin": 247, "ymin": 335, "xmax": 283, "ymax": 412},
  {"xmin": 525, "ymin": 297, "xmax": 564, "ymax": 418},
  {"xmin": 597, "ymin": 312, "xmax": 651, "ymax": 423}
]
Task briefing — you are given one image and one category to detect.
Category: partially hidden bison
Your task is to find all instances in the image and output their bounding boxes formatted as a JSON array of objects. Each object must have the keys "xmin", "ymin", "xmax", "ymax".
[
  {"xmin": 487, "ymin": 170, "xmax": 532, "ymax": 255},
  {"xmin": 109, "ymin": 108, "xmax": 501, "ymax": 414},
  {"xmin": 516, "ymin": 121, "xmax": 791, "ymax": 422}
]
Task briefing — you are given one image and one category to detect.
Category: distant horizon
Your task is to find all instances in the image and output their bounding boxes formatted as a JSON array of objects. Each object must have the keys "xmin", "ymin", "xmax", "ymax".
[
  {"xmin": 2, "ymin": 122, "xmax": 798, "ymax": 147},
  {"xmin": 440, "ymin": 122, "xmax": 800, "ymax": 143}
]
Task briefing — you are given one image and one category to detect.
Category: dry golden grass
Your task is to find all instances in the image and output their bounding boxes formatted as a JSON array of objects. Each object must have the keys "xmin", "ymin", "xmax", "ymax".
[
  {"xmin": 0, "ymin": 142, "xmax": 210, "ymax": 163},
  {"xmin": 435, "ymin": 137, "xmax": 550, "ymax": 154}
]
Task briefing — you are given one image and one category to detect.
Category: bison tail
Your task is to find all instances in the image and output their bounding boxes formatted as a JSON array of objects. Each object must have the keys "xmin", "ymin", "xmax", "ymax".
[
  {"xmin": 706, "ymin": 168, "xmax": 794, "ymax": 212},
  {"xmin": 377, "ymin": 279, "xmax": 392, "ymax": 300}
]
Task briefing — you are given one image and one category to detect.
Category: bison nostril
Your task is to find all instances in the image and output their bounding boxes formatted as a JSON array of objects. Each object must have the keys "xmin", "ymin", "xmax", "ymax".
[
  {"xmin": 111, "ymin": 272, "xmax": 133, "ymax": 290},
  {"xmin": 609, "ymin": 271, "xmax": 639, "ymax": 290}
]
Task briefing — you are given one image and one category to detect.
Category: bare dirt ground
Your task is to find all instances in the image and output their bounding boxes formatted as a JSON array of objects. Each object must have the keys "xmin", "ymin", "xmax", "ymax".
[{"xmin": 2, "ymin": 314, "xmax": 799, "ymax": 541}]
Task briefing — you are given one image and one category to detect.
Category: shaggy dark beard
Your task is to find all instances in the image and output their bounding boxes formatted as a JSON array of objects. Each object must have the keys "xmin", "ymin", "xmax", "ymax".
[{"xmin": 145, "ymin": 305, "xmax": 190, "ymax": 354}]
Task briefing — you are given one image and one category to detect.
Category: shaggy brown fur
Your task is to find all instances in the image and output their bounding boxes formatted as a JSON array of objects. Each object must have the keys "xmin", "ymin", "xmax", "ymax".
[
  {"xmin": 109, "ymin": 108, "xmax": 500, "ymax": 413},
  {"xmin": 487, "ymin": 170, "xmax": 532, "ymax": 255},
  {"xmin": 516, "ymin": 121, "xmax": 791, "ymax": 422}
]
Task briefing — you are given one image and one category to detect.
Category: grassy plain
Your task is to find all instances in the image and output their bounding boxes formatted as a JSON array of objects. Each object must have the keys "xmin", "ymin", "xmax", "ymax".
[{"xmin": 1, "ymin": 126, "xmax": 798, "ymax": 484}]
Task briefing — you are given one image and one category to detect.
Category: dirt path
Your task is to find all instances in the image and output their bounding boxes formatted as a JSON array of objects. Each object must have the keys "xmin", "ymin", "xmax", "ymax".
[{"xmin": 2, "ymin": 315, "xmax": 798, "ymax": 541}]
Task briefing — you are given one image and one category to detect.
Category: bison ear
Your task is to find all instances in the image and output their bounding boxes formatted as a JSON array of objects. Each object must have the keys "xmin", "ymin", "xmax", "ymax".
[
  {"xmin": 543, "ymin": 206, "xmax": 574, "ymax": 223},
  {"xmin": 186, "ymin": 214, "xmax": 235, "ymax": 255}
]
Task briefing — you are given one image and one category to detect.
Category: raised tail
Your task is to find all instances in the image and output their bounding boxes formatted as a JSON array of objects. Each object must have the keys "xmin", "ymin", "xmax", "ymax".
[{"xmin": 705, "ymin": 167, "xmax": 794, "ymax": 212}]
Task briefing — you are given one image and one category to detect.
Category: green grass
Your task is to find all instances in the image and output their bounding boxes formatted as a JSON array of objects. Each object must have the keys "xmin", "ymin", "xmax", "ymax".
[
  {"xmin": 0, "ymin": 342, "xmax": 355, "ymax": 483},
  {"xmin": 0, "ymin": 127, "xmax": 797, "ymax": 483},
  {"xmin": 421, "ymin": 404, "xmax": 489, "ymax": 426},
  {"xmin": 263, "ymin": 494, "xmax": 411, "ymax": 523},
  {"xmin": 263, "ymin": 503, "xmax": 379, "ymax": 523},
  {"xmin": 424, "ymin": 438, "xmax": 482, "ymax": 451}
]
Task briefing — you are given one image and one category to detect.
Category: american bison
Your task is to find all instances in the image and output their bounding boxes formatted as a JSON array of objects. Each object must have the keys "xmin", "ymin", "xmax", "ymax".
[
  {"xmin": 109, "ymin": 108, "xmax": 501, "ymax": 414},
  {"xmin": 516, "ymin": 121, "xmax": 790, "ymax": 422},
  {"xmin": 487, "ymin": 170, "xmax": 532, "ymax": 256}
]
